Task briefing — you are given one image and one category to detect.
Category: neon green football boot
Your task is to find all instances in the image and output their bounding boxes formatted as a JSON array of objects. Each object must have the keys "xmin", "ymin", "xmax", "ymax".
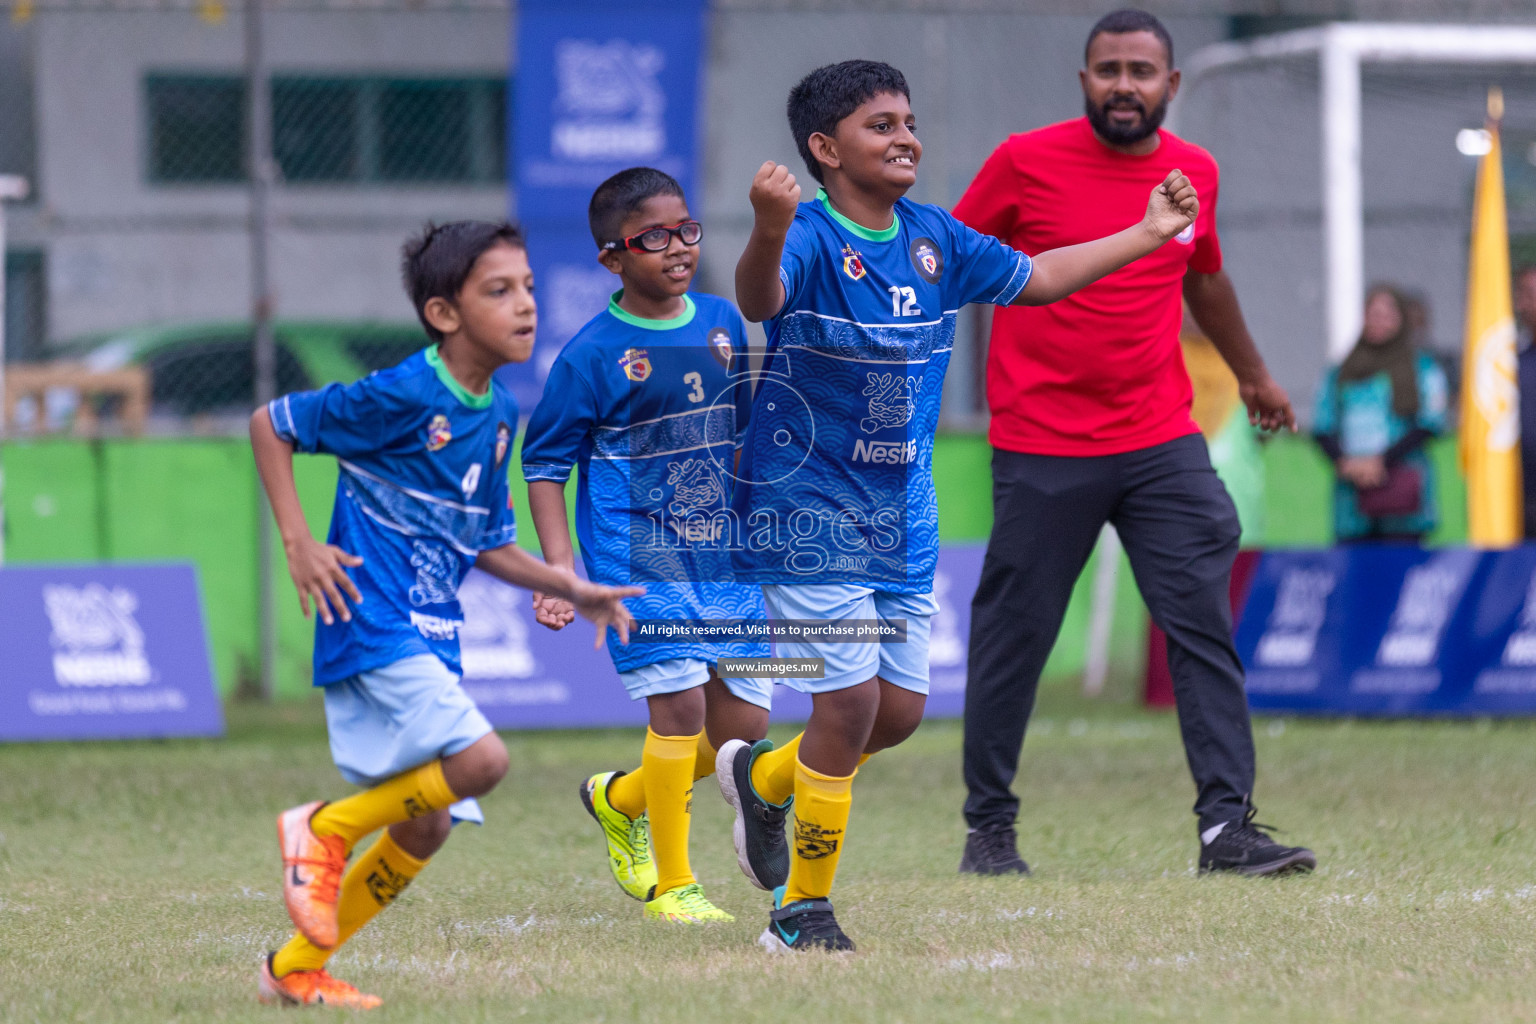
[
  {"xmin": 579, "ymin": 771, "xmax": 658, "ymax": 901},
  {"xmin": 643, "ymin": 882, "xmax": 735, "ymax": 924}
]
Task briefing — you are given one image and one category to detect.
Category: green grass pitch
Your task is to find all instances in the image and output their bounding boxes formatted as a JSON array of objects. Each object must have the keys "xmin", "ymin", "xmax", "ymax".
[{"xmin": 3, "ymin": 687, "xmax": 1536, "ymax": 1022}]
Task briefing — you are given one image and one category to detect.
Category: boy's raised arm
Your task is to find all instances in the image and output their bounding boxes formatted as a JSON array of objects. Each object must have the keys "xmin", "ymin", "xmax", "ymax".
[
  {"xmin": 1012, "ymin": 169, "xmax": 1198, "ymax": 307},
  {"xmin": 735, "ymin": 161, "xmax": 801, "ymax": 322},
  {"xmin": 249, "ymin": 405, "xmax": 363, "ymax": 625}
]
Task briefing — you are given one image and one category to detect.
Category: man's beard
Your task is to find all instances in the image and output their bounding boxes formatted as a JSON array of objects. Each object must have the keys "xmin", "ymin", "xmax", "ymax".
[{"xmin": 1085, "ymin": 92, "xmax": 1168, "ymax": 145}]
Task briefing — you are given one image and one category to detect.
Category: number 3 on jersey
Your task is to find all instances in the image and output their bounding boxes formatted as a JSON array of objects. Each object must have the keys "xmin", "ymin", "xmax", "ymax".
[
  {"xmin": 887, "ymin": 286, "xmax": 920, "ymax": 317},
  {"xmin": 684, "ymin": 371, "xmax": 705, "ymax": 403}
]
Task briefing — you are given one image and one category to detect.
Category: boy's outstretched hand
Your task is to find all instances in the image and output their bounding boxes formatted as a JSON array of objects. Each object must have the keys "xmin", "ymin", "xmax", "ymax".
[
  {"xmin": 749, "ymin": 161, "xmax": 801, "ymax": 237},
  {"xmin": 531, "ymin": 591, "xmax": 575, "ymax": 631},
  {"xmin": 1143, "ymin": 169, "xmax": 1199, "ymax": 242},
  {"xmin": 283, "ymin": 535, "xmax": 364, "ymax": 625},
  {"xmin": 570, "ymin": 580, "xmax": 645, "ymax": 648}
]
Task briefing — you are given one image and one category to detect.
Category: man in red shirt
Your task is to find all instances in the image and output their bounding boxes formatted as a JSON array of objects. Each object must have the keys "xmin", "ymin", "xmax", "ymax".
[{"xmin": 953, "ymin": 9, "xmax": 1316, "ymax": 877}]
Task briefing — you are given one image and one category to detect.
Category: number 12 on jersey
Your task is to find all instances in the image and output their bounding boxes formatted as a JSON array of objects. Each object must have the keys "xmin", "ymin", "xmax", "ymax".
[{"xmin": 888, "ymin": 286, "xmax": 920, "ymax": 317}]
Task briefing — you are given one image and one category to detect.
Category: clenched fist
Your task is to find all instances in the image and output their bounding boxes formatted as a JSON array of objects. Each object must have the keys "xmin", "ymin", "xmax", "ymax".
[
  {"xmin": 749, "ymin": 161, "xmax": 801, "ymax": 238},
  {"xmin": 1143, "ymin": 168, "xmax": 1199, "ymax": 242}
]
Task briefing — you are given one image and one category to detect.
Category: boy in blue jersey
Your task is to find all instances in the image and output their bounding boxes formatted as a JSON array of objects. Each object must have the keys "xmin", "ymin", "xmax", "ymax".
[
  {"xmin": 523, "ymin": 167, "xmax": 778, "ymax": 924},
  {"xmin": 717, "ymin": 60, "xmax": 1200, "ymax": 952},
  {"xmin": 249, "ymin": 221, "xmax": 640, "ymax": 1008}
]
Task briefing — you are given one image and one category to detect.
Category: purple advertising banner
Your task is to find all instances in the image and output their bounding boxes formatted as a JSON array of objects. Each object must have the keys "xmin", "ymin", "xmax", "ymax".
[
  {"xmin": 1236, "ymin": 545, "xmax": 1536, "ymax": 716},
  {"xmin": 0, "ymin": 564, "xmax": 224, "ymax": 741},
  {"xmin": 459, "ymin": 544, "xmax": 985, "ymax": 729}
]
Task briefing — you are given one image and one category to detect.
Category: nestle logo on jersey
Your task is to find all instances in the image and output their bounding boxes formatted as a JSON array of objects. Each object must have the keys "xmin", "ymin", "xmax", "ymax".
[{"xmin": 851, "ymin": 439, "xmax": 917, "ymax": 464}]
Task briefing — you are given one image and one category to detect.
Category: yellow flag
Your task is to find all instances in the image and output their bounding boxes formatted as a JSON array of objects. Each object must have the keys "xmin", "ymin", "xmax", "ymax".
[{"xmin": 1460, "ymin": 102, "xmax": 1523, "ymax": 546}]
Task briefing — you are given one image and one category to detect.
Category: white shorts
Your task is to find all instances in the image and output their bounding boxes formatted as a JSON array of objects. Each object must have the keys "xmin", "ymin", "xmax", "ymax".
[
  {"xmin": 324, "ymin": 654, "xmax": 491, "ymax": 824},
  {"xmin": 619, "ymin": 657, "xmax": 775, "ymax": 709},
  {"xmin": 760, "ymin": 584, "xmax": 938, "ymax": 695}
]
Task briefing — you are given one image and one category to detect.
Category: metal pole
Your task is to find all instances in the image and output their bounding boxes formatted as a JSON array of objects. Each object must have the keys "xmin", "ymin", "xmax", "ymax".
[
  {"xmin": 247, "ymin": 0, "xmax": 278, "ymax": 700},
  {"xmin": 1082, "ymin": 524, "xmax": 1120, "ymax": 698},
  {"xmin": 0, "ymin": 174, "xmax": 31, "ymax": 568},
  {"xmin": 1321, "ymin": 28, "xmax": 1363, "ymax": 363}
]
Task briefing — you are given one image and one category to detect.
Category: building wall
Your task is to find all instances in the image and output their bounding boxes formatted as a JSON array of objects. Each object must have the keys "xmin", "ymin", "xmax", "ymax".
[
  {"xmin": 31, "ymin": 10, "xmax": 511, "ymax": 340},
  {"xmin": 13, "ymin": 2, "xmax": 1536, "ymax": 426}
]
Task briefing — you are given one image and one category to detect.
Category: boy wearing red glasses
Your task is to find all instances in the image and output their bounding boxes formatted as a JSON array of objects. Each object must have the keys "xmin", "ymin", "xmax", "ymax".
[{"xmin": 522, "ymin": 167, "xmax": 776, "ymax": 923}]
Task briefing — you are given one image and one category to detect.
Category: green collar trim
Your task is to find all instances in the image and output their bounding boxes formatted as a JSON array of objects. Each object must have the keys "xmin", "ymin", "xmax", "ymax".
[
  {"xmin": 607, "ymin": 291, "xmax": 697, "ymax": 330},
  {"xmin": 425, "ymin": 345, "xmax": 493, "ymax": 409},
  {"xmin": 817, "ymin": 188, "xmax": 900, "ymax": 242}
]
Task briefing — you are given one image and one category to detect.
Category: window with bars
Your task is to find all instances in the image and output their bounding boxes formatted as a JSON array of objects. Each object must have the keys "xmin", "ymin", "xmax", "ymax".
[
  {"xmin": 146, "ymin": 75, "xmax": 508, "ymax": 185},
  {"xmin": 5, "ymin": 251, "xmax": 46, "ymax": 363}
]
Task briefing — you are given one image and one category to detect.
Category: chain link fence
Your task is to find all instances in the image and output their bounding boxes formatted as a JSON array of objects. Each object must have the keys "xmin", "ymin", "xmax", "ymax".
[{"xmin": 0, "ymin": 8, "xmax": 509, "ymax": 437}]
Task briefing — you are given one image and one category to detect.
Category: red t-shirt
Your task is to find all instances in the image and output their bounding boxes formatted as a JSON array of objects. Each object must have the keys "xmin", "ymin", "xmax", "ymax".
[{"xmin": 953, "ymin": 117, "xmax": 1222, "ymax": 456}]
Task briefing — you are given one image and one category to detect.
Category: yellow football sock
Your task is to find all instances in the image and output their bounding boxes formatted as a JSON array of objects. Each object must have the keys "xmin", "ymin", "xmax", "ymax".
[
  {"xmin": 693, "ymin": 732, "xmax": 718, "ymax": 783},
  {"xmin": 309, "ymin": 760, "xmax": 457, "ymax": 852},
  {"xmin": 607, "ymin": 731, "xmax": 719, "ymax": 819},
  {"xmin": 643, "ymin": 728, "xmax": 700, "ymax": 896},
  {"xmin": 749, "ymin": 733, "xmax": 802, "ymax": 805},
  {"xmin": 271, "ymin": 829, "xmax": 428, "ymax": 976},
  {"xmin": 751, "ymin": 735, "xmax": 869, "ymax": 806},
  {"xmin": 783, "ymin": 758, "xmax": 854, "ymax": 903},
  {"xmin": 606, "ymin": 767, "xmax": 646, "ymax": 819}
]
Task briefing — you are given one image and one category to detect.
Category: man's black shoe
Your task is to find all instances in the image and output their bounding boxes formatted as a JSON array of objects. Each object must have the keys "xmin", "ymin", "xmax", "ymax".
[
  {"xmin": 1199, "ymin": 803, "xmax": 1317, "ymax": 876},
  {"xmin": 959, "ymin": 825, "xmax": 1031, "ymax": 876},
  {"xmin": 759, "ymin": 888, "xmax": 855, "ymax": 953},
  {"xmin": 716, "ymin": 739, "xmax": 791, "ymax": 891}
]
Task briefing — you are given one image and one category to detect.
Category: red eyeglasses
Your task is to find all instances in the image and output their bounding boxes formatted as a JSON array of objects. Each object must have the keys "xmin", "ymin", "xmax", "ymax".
[{"xmin": 601, "ymin": 220, "xmax": 703, "ymax": 253}]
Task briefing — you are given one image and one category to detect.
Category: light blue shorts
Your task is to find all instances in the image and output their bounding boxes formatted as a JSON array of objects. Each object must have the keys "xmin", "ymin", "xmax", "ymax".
[
  {"xmin": 761, "ymin": 584, "xmax": 939, "ymax": 695},
  {"xmin": 324, "ymin": 653, "xmax": 492, "ymax": 825},
  {"xmin": 619, "ymin": 658, "xmax": 775, "ymax": 710}
]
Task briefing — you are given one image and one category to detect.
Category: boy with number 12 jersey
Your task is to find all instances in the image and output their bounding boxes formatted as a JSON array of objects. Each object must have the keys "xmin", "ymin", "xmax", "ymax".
[
  {"xmin": 719, "ymin": 60, "xmax": 1202, "ymax": 952},
  {"xmin": 522, "ymin": 168, "xmax": 774, "ymax": 924}
]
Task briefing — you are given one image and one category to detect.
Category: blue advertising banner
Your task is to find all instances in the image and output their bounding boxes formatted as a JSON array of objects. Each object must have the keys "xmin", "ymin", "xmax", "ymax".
[
  {"xmin": 504, "ymin": 0, "xmax": 707, "ymax": 412},
  {"xmin": 0, "ymin": 564, "xmax": 224, "ymax": 741},
  {"xmin": 458, "ymin": 544, "xmax": 985, "ymax": 730},
  {"xmin": 1236, "ymin": 546, "xmax": 1536, "ymax": 715}
]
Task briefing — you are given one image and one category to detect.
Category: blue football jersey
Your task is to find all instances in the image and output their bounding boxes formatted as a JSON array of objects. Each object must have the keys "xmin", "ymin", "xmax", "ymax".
[
  {"xmin": 269, "ymin": 346, "xmax": 519, "ymax": 685},
  {"xmin": 733, "ymin": 190, "xmax": 1032, "ymax": 590},
  {"xmin": 521, "ymin": 291, "xmax": 769, "ymax": 673}
]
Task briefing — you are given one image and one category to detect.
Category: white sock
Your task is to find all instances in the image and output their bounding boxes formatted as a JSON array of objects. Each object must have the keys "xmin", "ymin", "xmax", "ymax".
[{"xmin": 1200, "ymin": 821, "xmax": 1229, "ymax": 846}]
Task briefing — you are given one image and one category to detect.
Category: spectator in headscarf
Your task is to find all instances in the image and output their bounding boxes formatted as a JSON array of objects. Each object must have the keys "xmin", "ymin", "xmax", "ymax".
[{"xmin": 1314, "ymin": 284, "xmax": 1449, "ymax": 543}]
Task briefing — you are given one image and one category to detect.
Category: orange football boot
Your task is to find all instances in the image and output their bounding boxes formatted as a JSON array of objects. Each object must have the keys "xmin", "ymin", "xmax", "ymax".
[
  {"xmin": 258, "ymin": 954, "xmax": 382, "ymax": 1009},
  {"xmin": 277, "ymin": 800, "xmax": 347, "ymax": 949}
]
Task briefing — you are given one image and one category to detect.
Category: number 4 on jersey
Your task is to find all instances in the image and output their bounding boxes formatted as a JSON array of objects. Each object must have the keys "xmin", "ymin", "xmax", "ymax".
[{"xmin": 461, "ymin": 463, "xmax": 481, "ymax": 499}]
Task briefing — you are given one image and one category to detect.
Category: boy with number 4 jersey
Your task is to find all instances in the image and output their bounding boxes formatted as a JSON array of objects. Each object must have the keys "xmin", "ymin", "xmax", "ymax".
[
  {"xmin": 522, "ymin": 168, "xmax": 776, "ymax": 924},
  {"xmin": 717, "ymin": 60, "xmax": 1201, "ymax": 952},
  {"xmin": 250, "ymin": 221, "xmax": 639, "ymax": 1008}
]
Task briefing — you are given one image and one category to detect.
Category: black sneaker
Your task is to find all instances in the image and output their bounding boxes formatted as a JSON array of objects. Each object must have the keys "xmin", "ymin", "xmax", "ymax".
[
  {"xmin": 1199, "ymin": 803, "xmax": 1317, "ymax": 876},
  {"xmin": 758, "ymin": 886, "xmax": 855, "ymax": 953},
  {"xmin": 716, "ymin": 739, "xmax": 791, "ymax": 891},
  {"xmin": 959, "ymin": 825, "xmax": 1031, "ymax": 876}
]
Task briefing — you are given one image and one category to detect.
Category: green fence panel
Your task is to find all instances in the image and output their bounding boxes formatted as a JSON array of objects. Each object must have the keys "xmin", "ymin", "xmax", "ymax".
[
  {"xmin": 0, "ymin": 429, "xmax": 1484, "ymax": 700},
  {"xmin": 93, "ymin": 439, "xmax": 258, "ymax": 696},
  {"xmin": 933, "ymin": 433, "xmax": 994, "ymax": 541},
  {"xmin": 2, "ymin": 439, "xmax": 104, "ymax": 561}
]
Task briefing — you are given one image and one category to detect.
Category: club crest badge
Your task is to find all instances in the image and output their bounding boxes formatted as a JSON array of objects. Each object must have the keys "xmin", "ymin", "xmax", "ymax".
[
  {"xmin": 425, "ymin": 414, "xmax": 453, "ymax": 452},
  {"xmin": 707, "ymin": 327, "xmax": 733, "ymax": 368},
  {"xmin": 842, "ymin": 245, "xmax": 866, "ymax": 281},
  {"xmin": 619, "ymin": 347, "xmax": 652, "ymax": 383},
  {"xmin": 909, "ymin": 236, "xmax": 943, "ymax": 283},
  {"xmin": 494, "ymin": 421, "xmax": 511, "ymax": 467}
]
